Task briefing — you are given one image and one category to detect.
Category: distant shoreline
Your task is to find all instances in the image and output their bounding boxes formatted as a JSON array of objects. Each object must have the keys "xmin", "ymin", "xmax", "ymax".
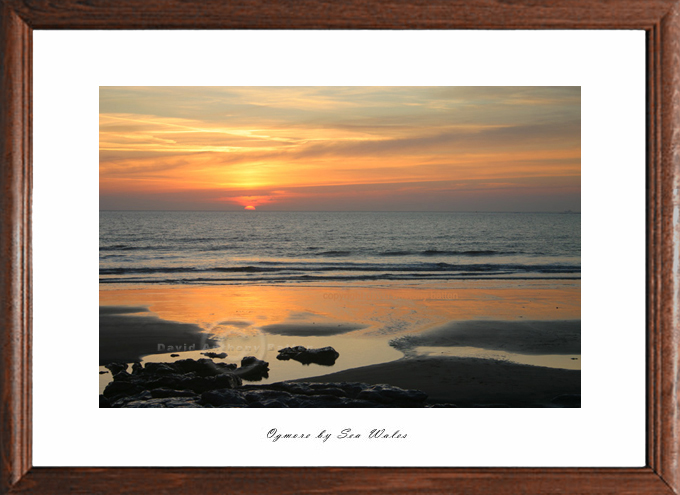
[{"xmin": 99, "ymin": 209, "xmax": 581, "ymax": 213}]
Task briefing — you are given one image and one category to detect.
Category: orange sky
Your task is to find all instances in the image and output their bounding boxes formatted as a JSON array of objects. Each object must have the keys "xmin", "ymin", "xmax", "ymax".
[{"xmin": 99, "ymin": 87, "xmax": 580, "ymax": 211}]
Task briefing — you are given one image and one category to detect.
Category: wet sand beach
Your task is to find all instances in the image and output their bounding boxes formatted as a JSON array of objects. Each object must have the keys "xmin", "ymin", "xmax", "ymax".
[
  {"xmin": 300, "ymin": 318, "xmax": 580, "ymax": 406},
  {"xmin": 100, "ymin": 281, "xmax": 580, "ymax": 406},
  {"xmin": 300, "ymin": 356, "xmax": 580, "ymax": 406},
  {"xmin": 100, "ymin": 306, "xmax": 216, "ymax": 364},
  {"xmin": 98, "ymin": 88, "xmax": 582, "ymax": 409}
]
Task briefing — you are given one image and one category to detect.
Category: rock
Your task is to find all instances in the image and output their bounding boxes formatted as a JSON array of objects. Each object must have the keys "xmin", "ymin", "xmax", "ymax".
[
  {"xmin": 113, "ymin": 370, "xmax": 131, "ymax": 381},
  {"xmin": 103, "ymin": 358, "xmax": 242, "ymax": 405},
  {"xmin": 112, "ymin": 390, "xmax": 154, "ymax": 406},
  {"xmin": 308, "ymin": 386, "xmax": 347, "ymax": 398},
  {"xmin": 173, "ymin": 358, "xmax": 225, "ymax": 377},
  {"xmin": 143, "ymin": 362, "xmax": 177, "ymax": 375},
  {"xmin": 170, "ymin": 354, "xmax": 180, "ymax": 357},
  {"xmin": 98, "ymin": 357, "xmax": 428, "ymax": 408},
  {"xmin": 241, "ymin": 356, "xmax": 266, "ymax": 367},
  {"xmin": 99, "ymin": 371, "xmax": 108, "ymax": 375},
  {"xmin": 259, "ymin": 399, "xmax": 290, "ymax": 408},
  {"xmin": 103, "ymin": 380, "xmax": 143, "ymax": 400},
  {"xmin": 183, "ymin": 374, "xmax": 242, "ymax": 393},
  {"xmin": 258, "ymin": 381, "xmax": 365, "ymax": 399},
  {"xmin": 264, "ymin": 382, "xmax": 312, "ymax": 396},
  {"xmin": 124, "ymin": 398, "xmax": 202, "ymax": 408},
  {"xmin": 136, "ymin": 359, "xmax": 225, "ymax": 378},
  {"xmin": 150, "ymin": 388, "xmax": 198, "ymax": 399},
  {"xmin": 235, "ymin": 356, "xmax": 270, "ymax": 381},
  {"xmin": 356, "ymin": 384, "xmax": 428, "ymax": 406},
  {"xmin": 200, "ymin": 389, "xmax": 249, "ymax": 407},
  {"xmin": 277, "ymin": 346, "xmax": 339, "ymax": 366},
  {"xmin": 239, "ymin": 381, "xmax": 427, "ymax": 408},
  {"xmin": 279, "ymin": 345, "xmax": 307, "ymax": 356},
  {"xmin": 242, "ymin": 389, "xmax": 295, "ymax": 405},
  {"xmin": 104, "ymin": 362, "xmax": 128, "ymax": 376},
  {"xmin": 142, "ymin": 373, "xmax": 242, "ymax": 394},
  {"xmin": 202, "ymin": 352, "xmax": 228, "ymax": 359}
]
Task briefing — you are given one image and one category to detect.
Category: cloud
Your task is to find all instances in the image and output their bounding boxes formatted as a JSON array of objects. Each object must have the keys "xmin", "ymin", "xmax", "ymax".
[{"xmin": 100, "ymin": 86, "xmax": 581, "ymax": 212}]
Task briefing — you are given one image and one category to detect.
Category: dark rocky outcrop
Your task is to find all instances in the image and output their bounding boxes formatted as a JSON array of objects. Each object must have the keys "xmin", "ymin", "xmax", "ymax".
[
  {"xmin": 277, "ymin": 346, "xmax": 339, "ymax": 366},
  {"xmin": 199, "ymin": 388, "xmax": 249, "ymax": 407},
  {"xmin": 104, "ymin": 362, "xmax": 128, "ymax": 377},
  {"xmin": 125, "ymin": 397, "xmax": 204, "ymax": 408},
  {"xmin": 355, "ymin": 383, "xmax": 427, "ymax": 405},
  {"xmin": 101, "ymin": 358, "xmax": 242, "ymax": 407},
  {"xmin": 231, "ymin": 381, "xmax": 428, "ymax": 408},
  {"xmin": 233, "ymin": 356, "xmax": 269, "ymax": 381},
  {"xmin": 202, "ymin": 352, "xmax": 228, "ymax": 359},
  {"xmin": 100, "ymin": 358, "xmax": 429, "ymax": 408}
]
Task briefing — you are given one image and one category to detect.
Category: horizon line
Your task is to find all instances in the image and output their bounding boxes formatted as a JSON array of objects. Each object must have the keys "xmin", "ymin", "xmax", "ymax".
[{"xmin": 99, "ymin": 209, "xmax": 581, "ymax": 213}]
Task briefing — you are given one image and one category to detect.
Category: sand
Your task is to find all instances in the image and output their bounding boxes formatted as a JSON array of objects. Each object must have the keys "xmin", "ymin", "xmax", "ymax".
[
  {"xmin": 99, "ymin": 282, "xmax": 581, "ymax": 406},
  {"xmin": 99, "ymin": 306, "xmax": 217, "ymax": 365},
  {"xmin": 391, "ymin": 319, "xmax": 580, "ymax": 356},
  {"xmin": 301, "ymin": 356, "xmax": 580, "ymax": 406},
  {"xmin": 296, "ymin": 314, "xmax": 581, "ymax": 406},
  {"xmin": 99, "ymin": 281, "xmax": 581, "ymax": 334},
  {"xmin": 99, "ymin": 305, "xmax": 150, "ymax": 315},
  {"xmin": 262, "ymin": 322, "xmax": 368, "ymax": 336}
]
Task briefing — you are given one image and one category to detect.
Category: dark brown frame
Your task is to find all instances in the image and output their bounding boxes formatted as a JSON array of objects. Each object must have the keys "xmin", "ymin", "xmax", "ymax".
[{"xmin": 1, "ymin": 1, "xmax": 678, "ymax": 494}]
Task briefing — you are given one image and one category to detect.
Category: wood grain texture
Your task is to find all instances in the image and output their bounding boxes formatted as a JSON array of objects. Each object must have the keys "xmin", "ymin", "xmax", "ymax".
[
  {"xmin": 649, "ymin": 18, "xmax": 664, "ymax": 483},
  {"xmin": 1, "ymin": 0, "xmax": 679, "ymax": 494},
  {"xmin": 5, "ymin": 467, "xmax": 677, "ymax": 495},
  {"xmin": 0, "ymin": 0, "xmax": 677, "ymax": 29},
  {"xmin": 659, "ymin": 1, "xmax": 680, "ymax": 491},
  {"xmin": 0, "ymin": 2, "xmax": 31, "ymax": 493}
]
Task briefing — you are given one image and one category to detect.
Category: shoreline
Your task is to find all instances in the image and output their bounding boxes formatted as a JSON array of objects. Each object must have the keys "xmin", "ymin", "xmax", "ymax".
[
  {"xmin": 99, "ymin": 281, "xmax": 580, "ymax": 407},
  {"xmin": 99, "ymin": 278, "xmax": 581, "ymax": 292}
]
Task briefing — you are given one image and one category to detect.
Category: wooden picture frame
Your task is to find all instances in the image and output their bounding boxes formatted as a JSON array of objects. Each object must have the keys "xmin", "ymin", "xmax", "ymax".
[{"xmin": 1, "ymin": 1, "xmax": 678, "ymax": 493}]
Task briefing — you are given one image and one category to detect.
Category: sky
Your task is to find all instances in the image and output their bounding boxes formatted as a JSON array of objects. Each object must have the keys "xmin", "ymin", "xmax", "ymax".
[{"xmin": 99, "ymin": 86, "xmax": 580, "ymax": 211}]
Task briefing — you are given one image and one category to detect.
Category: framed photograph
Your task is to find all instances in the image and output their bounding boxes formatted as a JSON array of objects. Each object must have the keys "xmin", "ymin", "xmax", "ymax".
[
  {"xmin": 97, "ymin": 84, "xmax": 583, "ymax": 413},
  {"xmin": 2, "ymin": 1, "xmax": 679, "ymax": 494}
]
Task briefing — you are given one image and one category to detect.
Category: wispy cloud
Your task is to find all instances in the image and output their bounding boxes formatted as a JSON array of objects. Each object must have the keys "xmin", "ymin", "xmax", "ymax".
[{"xmin": 100, "ymin": 86, "xmax": 580, "ymax": 211}]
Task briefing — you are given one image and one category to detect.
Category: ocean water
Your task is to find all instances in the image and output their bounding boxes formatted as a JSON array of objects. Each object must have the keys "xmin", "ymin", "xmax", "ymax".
[{"xmin": 99, "ymin": 211, "xmax": 580, "ymax": 286}]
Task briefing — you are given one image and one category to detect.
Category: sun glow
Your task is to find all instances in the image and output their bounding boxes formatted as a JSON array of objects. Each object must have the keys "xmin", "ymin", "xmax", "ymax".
[
  {"xmin": 100, "ymin": 86, "xmax": 581, "ymax": 211},
  {"xmin": 245, "ymin": 205, "xmax": 256, "ymax": 210}
]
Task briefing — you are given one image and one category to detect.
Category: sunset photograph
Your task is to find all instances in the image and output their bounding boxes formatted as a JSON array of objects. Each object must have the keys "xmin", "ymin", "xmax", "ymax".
[{"xmin": 99, "ymin": 86, "xmax": 581, "ymax": 408}]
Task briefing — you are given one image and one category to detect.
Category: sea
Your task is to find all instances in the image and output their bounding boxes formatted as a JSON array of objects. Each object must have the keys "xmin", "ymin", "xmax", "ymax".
[{"xmin": 99, "ymin": 211, "xmax": 580, "ymax": 286}]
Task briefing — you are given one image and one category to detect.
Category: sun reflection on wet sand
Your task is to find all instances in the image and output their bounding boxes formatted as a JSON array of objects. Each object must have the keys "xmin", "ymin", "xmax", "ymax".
[
  {"xmin": 99, "ymin": 281, "xmax": 580, "ymax": 394},
  {"xmin": 99, "ymin": 280, "xmax": 580, "ymax": 336}
]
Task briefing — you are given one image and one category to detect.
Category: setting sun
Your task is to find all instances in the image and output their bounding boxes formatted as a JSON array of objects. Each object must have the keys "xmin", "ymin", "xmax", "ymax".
[
  {"xmin": 99, "ymin": 86, "xmax": 581, "ymax": 212},
  {"xmin": 98, "ymin": 86, "xmax": 581, "ymax": 411}
]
